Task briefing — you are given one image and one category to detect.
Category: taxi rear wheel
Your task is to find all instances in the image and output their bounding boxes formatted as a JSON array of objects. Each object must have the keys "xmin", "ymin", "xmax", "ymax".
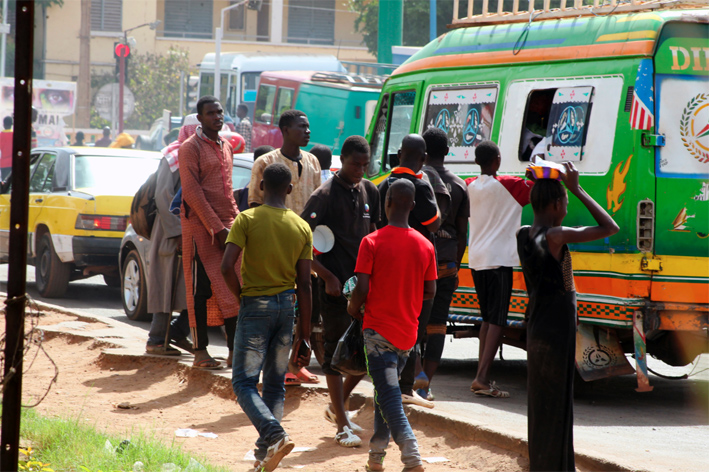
[
  {"xmin": 35, "ymin": 233, "xmax": 71, "ymax": 298},
  {"xmin": 121, "ymin": 249, "xmax": 149, "ymax": 321}
]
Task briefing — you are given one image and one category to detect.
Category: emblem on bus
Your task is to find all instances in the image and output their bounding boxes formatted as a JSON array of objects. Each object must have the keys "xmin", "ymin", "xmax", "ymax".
[{"xmin": 680, "ymin": 93, "xmax": 709, "ymax": 164}]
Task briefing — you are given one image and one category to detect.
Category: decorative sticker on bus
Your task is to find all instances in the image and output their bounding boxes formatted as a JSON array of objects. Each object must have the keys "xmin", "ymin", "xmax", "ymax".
[
  {"xmin": 423, "ymin": 87, "xmax": 497, "ymax": 162},
  {"xmin": 546, "ymin": 86, "xmax": 593, "ymax": 162}
]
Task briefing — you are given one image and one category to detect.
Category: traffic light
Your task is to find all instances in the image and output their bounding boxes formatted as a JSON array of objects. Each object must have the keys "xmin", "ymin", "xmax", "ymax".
[
  {"xmin": 186, "ymin": 75, "xmax": 199, "ymax": 113},
  {"xmin": 114, "ymin": 42, "xmax": 131, "ymax": 79}
]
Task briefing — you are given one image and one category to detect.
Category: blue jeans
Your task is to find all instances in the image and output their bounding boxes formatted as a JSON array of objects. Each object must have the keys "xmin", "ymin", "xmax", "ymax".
[
  {"xmin": 232, "ymin": 290, "xmax": 295, "ymax": 461},
  {"xmin": 364, "ymin": 329, "xmax": 422, "ymax": 469}
]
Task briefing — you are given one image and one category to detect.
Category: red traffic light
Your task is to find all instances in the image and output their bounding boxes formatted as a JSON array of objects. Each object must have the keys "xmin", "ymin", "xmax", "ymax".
[{"xmin": 114, "ymin": 43, "xmax": 131, "ymax": 58}]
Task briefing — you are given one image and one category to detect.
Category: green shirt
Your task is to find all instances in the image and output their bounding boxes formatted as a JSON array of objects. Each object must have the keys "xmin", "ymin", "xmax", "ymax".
[{"xmin": 226, "ymin": 205, "xmax": 312, "ymax": 297}]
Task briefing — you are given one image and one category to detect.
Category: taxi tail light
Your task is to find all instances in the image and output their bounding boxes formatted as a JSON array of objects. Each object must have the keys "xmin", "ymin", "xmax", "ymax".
[{"xmin": 75, "ymin": 214, "xmax": 128, "ymax": 231}]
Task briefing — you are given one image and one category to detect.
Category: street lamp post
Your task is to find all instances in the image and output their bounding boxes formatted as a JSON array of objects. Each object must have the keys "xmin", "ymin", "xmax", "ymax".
[
  {"xmin": 117, "ymin": 20, "xmax": 161, "ymax": 132},
  {"xmin": 214, "ymin": 0, "xmax": 248, "ymax": 101},
  {"xmin": 214, "ymin": 0, "xmax": 262, "ymax": 101}
]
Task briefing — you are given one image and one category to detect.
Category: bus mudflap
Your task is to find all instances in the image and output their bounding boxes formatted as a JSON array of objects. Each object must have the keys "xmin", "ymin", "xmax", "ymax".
[{"xmin": 575, "ymin": 324, "xmax": 634, "ymax": 382}]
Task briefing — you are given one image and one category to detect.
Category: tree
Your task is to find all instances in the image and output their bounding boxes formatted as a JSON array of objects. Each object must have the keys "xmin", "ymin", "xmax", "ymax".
[
  {"xmin": 348, "ymin": 0, "xmax": 461, "ymax": 56},
  {"xmin": 90, "ymin": 46, "xmax": 191, "ymax": 130},
  {"xmin": 349, "ymin": 0, "xmax": 579, "ymax": 57}
]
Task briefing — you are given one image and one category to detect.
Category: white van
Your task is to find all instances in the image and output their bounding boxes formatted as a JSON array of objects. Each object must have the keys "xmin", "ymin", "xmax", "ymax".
[{"xmin": 197, "ymin": 52, "xmax": 346, "ymax": 120}]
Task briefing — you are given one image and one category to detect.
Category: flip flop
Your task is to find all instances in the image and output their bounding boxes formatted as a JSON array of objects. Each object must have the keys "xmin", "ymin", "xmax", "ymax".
[
  {"xmin": 365, "ymin": 459, "xmax": 385, "ymax": 472},
  {"xmin": 284, "ymin": 373, "xmax": 302, "ymax": 386},
  {"xmin": 473, "ymin": 381, "xmax": 510, "ymax": 398},
  {"xmin": 325, "ymin": 404, "xmax": 363, "ymax": 434},
  {"xmin": 192, "ymin": 357, "xmax": 223, "ymax": 370},
  {"xmin": 334, "ymin": 426, "xmax": 361, "ymax": 448},
  {"xmin": 294, "ymin": 367, "xmax": 319, "ymax": 384}
]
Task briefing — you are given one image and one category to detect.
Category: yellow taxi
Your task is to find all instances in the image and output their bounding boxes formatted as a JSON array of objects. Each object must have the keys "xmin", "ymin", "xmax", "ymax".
[{"xmin": 0, "ymin": 146, "xmax": 161, "ymax": 297}]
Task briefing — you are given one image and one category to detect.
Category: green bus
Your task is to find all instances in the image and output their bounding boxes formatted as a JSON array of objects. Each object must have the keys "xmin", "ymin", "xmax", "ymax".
[{"xmin": 365, "ymin": 5, "xmax": 709, "ymax": 390}]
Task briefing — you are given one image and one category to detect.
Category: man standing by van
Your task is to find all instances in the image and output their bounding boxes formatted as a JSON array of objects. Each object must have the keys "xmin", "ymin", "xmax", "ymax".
[
  {"xmin": 467, "ymin": 140, "xmax": 533, "ymax": 398},
  {"xmin": 377, "ymin": 134, "xmax": 440, "ymax": 408},
  {"xmin": 301, "ymin": 136, "xmax": 380, "ymax": 447},
  {"xmin": 416, "ymin": 128, "xmax": 470, "ymax": 400}
]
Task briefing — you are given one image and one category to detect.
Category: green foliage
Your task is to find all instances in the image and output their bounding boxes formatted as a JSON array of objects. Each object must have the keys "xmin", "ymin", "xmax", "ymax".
[
  {"xmin": 349, "ymin": 1, "xmax": 599, "ymax": 57},
  {"xmin": 90, "ymin": 46, "xmax": 191, "ymax": 130},
  {"xmin": 20, "ymin": 408, "xmax": 229, "ymax": 472},
  {"xmin": 348, "ymin": 0, "xmax": 462, "ymax": 56}
]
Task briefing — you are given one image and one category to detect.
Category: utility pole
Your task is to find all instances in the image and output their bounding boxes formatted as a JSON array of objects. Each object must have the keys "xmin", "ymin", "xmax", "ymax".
[
  {"xmin": 1, "ymin": 1, "xmax": 33, "ymax": 469},
  {"xmin": 377, "ymin": 0, "xmax": 403, "ymax": 64},
  {"xmin": 77, "ymin": 0, "xmax": 91, "ymax": 127}
]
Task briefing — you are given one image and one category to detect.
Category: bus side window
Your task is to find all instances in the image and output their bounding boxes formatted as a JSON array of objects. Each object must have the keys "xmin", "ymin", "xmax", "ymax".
[
  {"xmin": 519, "ymin": 88, "xmax": 555, "ymax": 161},
  {"xmin": 422, "ymin": 86, "xmax": 498, "ymax": 162},
  {"xmin": 255, "ymin": 84, "xmax": 277, "ymax": 124},
  {"xmin": 274, "ymin": 88, "xmax": 295, "ymax": 125},
  {"xmin": 519, "ymin": 86, "xmax": 594, "ymax": 162}
]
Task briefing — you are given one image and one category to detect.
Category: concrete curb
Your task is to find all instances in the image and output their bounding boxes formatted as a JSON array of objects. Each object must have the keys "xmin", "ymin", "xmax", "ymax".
[{"xmin": 24, "ymin": 298, "xmax": 634, "ymax": 472}]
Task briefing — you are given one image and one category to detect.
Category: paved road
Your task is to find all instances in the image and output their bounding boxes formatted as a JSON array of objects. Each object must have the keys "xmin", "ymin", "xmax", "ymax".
[{"xmin": 2, "ymin": 263, "xmax": 708, "ymax": 471}]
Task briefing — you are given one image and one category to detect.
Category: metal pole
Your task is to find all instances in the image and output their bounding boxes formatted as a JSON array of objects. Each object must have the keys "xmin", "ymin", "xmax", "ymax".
[
  {"xmin": 179, "ymin": 70, "xmax": 185, "ymax": 117},
  {"xmin": 1, "ymin": 1, "xmax": 33, "ymax": 469},
  {"xmin": 214, "ymin": 26, "xmax": 221, "ymax": 100},
  {"xmin": 430, "ymin": 0, "xmax": 438, "ymax": 42},
  {"xmin": 1, "ymin": 0, "xmax": 8, "ymax": 77},
  {"xmin": 215, "ymin": 1, "xmax": 249, "ymax": 102},
  {"xmin": 118, "ymin": 54, "xmax": 125, "ymax": 133}
]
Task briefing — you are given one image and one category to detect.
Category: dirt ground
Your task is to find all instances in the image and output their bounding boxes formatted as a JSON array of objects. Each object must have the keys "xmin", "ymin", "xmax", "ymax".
[{"xmin": 8, "ymin": 309, "xmax": 530, "ymax": 472}]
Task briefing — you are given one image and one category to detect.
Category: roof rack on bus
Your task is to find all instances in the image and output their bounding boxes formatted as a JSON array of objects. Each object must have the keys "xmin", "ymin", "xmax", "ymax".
[
  {"xmin": 310, "ymin": 72, "xmax": 387, "ymax": 88},
  {"xmin": 451, "ymin": 0, "xmax": 708, "ymax": 27}
]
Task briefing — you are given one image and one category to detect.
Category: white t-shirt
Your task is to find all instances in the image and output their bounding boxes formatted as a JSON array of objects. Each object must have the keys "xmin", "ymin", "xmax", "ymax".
[{"xmin": 467, "ymin": 174, "xmax": 533, "ymax": 270}]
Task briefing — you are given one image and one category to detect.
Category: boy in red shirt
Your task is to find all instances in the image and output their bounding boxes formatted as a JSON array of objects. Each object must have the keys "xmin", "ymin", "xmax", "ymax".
[{"xmin": 348, "ymin": 179, "xmax": 437, "ymax": 472}]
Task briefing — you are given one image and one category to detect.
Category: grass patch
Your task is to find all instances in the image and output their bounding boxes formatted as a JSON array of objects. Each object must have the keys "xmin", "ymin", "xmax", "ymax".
[{"xmin": 20, "ymin": 408, "xmax": 230, "ymax": 472}]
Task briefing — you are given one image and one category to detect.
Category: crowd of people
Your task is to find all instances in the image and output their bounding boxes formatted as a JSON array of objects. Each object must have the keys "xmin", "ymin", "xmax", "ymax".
[{"xmin": 144, "ymin": 95, "xmax": 618, "ymax": 472}]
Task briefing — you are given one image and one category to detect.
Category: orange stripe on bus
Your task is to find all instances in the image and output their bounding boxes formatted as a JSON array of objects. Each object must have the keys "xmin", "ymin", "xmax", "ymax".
[
  {"xmin": 651, "ymin": 281, "xmax": 709, "ymax": 305},
  {"xmin": 393, "ymin": 41, "xmax": 655, "ymax": 76}
]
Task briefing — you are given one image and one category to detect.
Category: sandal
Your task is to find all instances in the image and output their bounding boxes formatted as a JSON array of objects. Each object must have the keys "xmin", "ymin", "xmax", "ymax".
[
  {"xmin": 145, "ymin": 344, "xmax": 180, "ymax": 356},
  {"xmin": 294, "ymin": 367, "xmax": 319, "ymax": 384},
  {"xmin": 366, "ymin": 458, "xmax": 385, "ymax": 471},
  {"xmin": 472, "ymin": 381, "xmax": 510, "ymax": 398},
  {"xmin": 325, "ymin": 404, "xmax": 363, "ymax": 434},
  {"xmin": 335, "ymin": 426, "xmax": 361, "ymax": 448},
  {"xmin": 284, "ymin": 373, "xmax": 302, "ymax": 386},
  {"xmin": 192, "ymin": 357, "xmax": 223, "ymax": 370},
  {"xmin": 171, "ymin": 338, "xmax": 194, "ymax": 354}
]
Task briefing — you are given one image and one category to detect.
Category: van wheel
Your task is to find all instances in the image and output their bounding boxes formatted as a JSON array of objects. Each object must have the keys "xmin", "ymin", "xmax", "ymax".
[
  {"xmin": 121, "ymin": 249, "xmax": 149, "ymax": 321},
  {"xmin": 35, "ymin": 234, "xmax": 71, "ymax": 298}
]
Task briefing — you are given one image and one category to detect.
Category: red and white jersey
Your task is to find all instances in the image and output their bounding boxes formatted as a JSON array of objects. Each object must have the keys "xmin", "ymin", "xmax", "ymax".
[{"xmin": 466, "ymin": 175, "xmax": 533, "ymax": 270}]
